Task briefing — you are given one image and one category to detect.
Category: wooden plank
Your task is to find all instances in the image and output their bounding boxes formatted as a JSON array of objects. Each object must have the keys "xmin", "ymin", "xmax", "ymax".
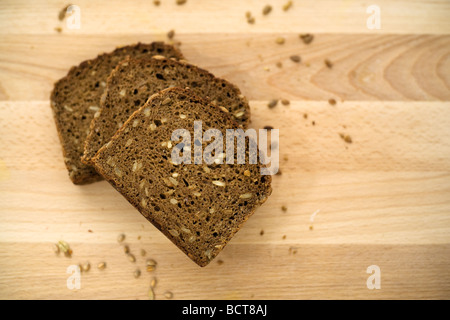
[
  {"xmin": 0, "ymin": 242, "xmax": 448, "ymax": 299},
  {"xmin": 0, "ymin": 34, "xmax": 449, "ymax": 101},
  {"xmin": 0, "ymin": 0, "xmax": 449, "ymax": 35}
]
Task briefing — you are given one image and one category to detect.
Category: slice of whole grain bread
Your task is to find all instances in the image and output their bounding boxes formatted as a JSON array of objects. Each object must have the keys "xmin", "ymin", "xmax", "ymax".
[
  {"xmin": 91, "ymin": 88, "xmax": 271, "ymax": 266},
  {"xmin": 82, "ymin": 57, "xmax": 250, "ymax": 165},
  {"xmin": 50, "ymin": 42, "xmax": 184, "ymax": 184}
]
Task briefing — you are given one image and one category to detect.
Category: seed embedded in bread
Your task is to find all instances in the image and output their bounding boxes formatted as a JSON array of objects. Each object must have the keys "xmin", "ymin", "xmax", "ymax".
[
  {"xmin": 91, "ymin": 88, "xmax": 272, "ymax": 266},
  {"xmin": 50, "ymin": 42, "xmax": 184, "ymax": 184},
  {"xmin": 82, "ymin": 56, "xmax": 250, "ymax": 165}
]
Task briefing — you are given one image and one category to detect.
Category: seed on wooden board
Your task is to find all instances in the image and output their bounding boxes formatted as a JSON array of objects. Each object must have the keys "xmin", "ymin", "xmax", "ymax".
[
  {"xmin": 176, "ymin": 0, "xmax": 187, "ymax": 5},
  {"xmin": 275, "ymin": 37, "xmax": 285, "ymax": 45},
  {"xmin": 81, "ymin": 262, "xmax": 91, "ymax": 272},
  {"xmin": 148, "ymin": 287, "xmax": 155, "ymax": 300},
  {"xmin": 127, "ymin": 253, "xmax": 136, "ymax": 263},
  {"xmin": 167, "ymin": 29, "xmax": 175, "ymax": 39},
  {"xmin": 150, "ymin": 277, "xmax": 157, "ymax": 288},
  {"xmin": 290, "ymin": 55, "xmax": 301, "ymax": 63},
  {"xmin": 117, "ymin": 233, "xmax": 125, "ymax": 243},
  {"xmin": 247, "ymin": 16, "xmax": 255, "ymax": 24},
  {"xmin": 134, "ymin": 269, "xmax": 141, "ymax": 278},
  {"xmin": 324, "ymin": 59, "xmax": 333, "ymax": 69},
  {"xmin": 300, "ymin": 33, "xmax": 314, "ymax": 45},
  {"xmin": 146, "ymin": 259, "xmax": 157, "ymax": 268},
  {"xmin": 283, "ymin": 1, "xmax": 293, "ymax": 11},
  {"xmin": 153, "ymin": 0, "xmax": 160, "ymax": 6},
  {"xmin": 281, "ymin": 99, "xmax": 290, "ymax": 106},
  {"xmin": 267, "ymin": 100, "xmax": 278, "ymax": 109},
  {"xmin": 262, "ymin": 5, "xmax": 272, "ymax": 15},
  {"xmin": 97, "ymin": 262, "xmax": 107, "ymax": 270},
  {"xmin": 328, "ymin": 98, "xmax": 337, "ymax": 106},
  {"xmin": 164, "ymin": 291, "xmax": 174, "ymax": 299},
  {"xmin": 281, "ymin": 205, "xmax": 288, "ymax": 212},
  {"xmin": 339, "ymin": 133, "xmax": 352, "ymax": 144},
  {"xmin": 141, "ymin": 249, "xmax": 146, "ymax": 256}
]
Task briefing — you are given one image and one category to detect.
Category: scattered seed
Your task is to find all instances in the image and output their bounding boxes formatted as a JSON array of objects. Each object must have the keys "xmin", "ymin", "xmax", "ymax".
[
  {"xmin": 282, "ymin": 235, "xmax": 287, "ymax": 240},
  {"xmin": 119, "ymin": 89, "xmax": 126, "ymax": 97},
  {"xmin": 97, "ymin": 262, "xmax": 107, "ymax": 270},
  {"xmin": 176, "ymin": 0, "xmax": 187, "ymax": 5},
  {"xmin": 282, "ymin": 1, "xmax": 293, "ymax": 11},
  {"xmin": 309, "ymin": 225, "xmax": 314, "ymax": 231},
  {"xmin": 117, "ymin": 234, "xmax": 126, "ymax": 243},
  {"xmin": 303, "ymin": 113, "xmax": 308, "ymax": 119},
  {"xmin": 134, "ymin": 269, "xmax": 141, "ymax": 278},
  {"xmin": 217, "ymin": 259, "xmax": 224, "ymax": 265},
  {"xmin": 81, "ymin": 262, "xmax": 91, "ymax": 272},
  {"xmin": 262, "ymin": 5, "xmax": 272, "ymax": 15},
  {"xmin": 167, "ymin": 29, "xmax": 175, "ymax": 39},
  {"xmin": 150, "ymin": 277, "xmax": 157, "ymax": 288},
  {"xmin": 281, "ymin": 205, "xmax": 288, "ymax": 212},
  {"xmin": 247, "ymin": 16, "xmax": 255, "ymax": 24},
  {"xmin": 260, "ymin": 229, "xmax": 264, "ymax": 236},
  {"xmin": 58, "ymin": 4, "xmax": 70, "ymax": 21},
  {"xmin": 328, "ymin": 98, "xmax": 337, "ymax": 106},
  {"xmin": 275, "ymin": 37, "xmax": 285, "ymax": 45},
  {"xmin": 140, "ymin": 249, "xmax": 146, "ymax": 256},
  {"xmin": 179, "ymin": 114, "xmax": 187, "ymax": 119},
  {"xmin": 54, "ymin": 27, "xmax": 62, "ymax": 33},
  {"xmin": 153, "ymin": 0, "xmax": 161, "ymax": 6},
  {"xmin": 148, "ymin": 287, "xmax": 155, "ymax": 300},
  {"xmin": 268, "ymin": 99, "xmax": 278, "ymax": 109},
  {"xmin": 170, "ymin": 198, "xmax": 178, "ymax": 205},
  {"xmin": 164, "ymin": 291, "xmax": 174, "ymax": 299},
  {"xmin": 312, "ymin": 120, "xmax": 316, "ymax": 126},
  {"xmin": 240, "ymin": 193, "xmax": 253, "ymax": 199},
  {"xmin": 324, "ymin": 59, "xmax": 333, "ymax": 69},
  {"xmin": 127, "ymin": 253, "xmax": 136, "ymax": 263},
  {"xmin": 276, "ymin": 61, "xmax": 283, "ymax": 68},
  {"xmin": 290, "ymin": 55, "xmax": 301, "ymax": 63},
  {"xmin": 57, "ymin": 240, "xmax": 71, "ymax": 255},
  {"xmin": 339, "ymin": 133, "xmax": 352, "ymax": 144},
  {"xmin": 146, "ymin": 259, "xmax": 157, "ymax": 268},
  {"xmin": 281, "ymin": 99, "xmax": 290, "ymax": 106},
  {"xmin": 123, "ymin": 245, "xmax": 130, "ymax": 254},
  {"xmin": 300, "ymin": 33, "xmax": 314, "ymax": 45}
]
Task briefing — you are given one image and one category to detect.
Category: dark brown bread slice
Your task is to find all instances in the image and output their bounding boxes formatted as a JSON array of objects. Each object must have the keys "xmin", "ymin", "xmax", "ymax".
[
  {"xmin": 50, "ymin": 42, "xmax": 184, "ymax": 184},
  {"xmin": 91, "ymin": 88, "xmax": 271, "ymax": 266},
  {"xmin": 82, "ymin": 57, "xmax": 250, "ymax": 165}
]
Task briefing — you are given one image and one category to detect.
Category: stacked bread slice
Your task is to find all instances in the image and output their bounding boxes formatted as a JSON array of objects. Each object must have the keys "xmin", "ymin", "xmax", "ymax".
[{"xmin": 50, "ymin": 42, "xmax": 272, "ymax": 266}]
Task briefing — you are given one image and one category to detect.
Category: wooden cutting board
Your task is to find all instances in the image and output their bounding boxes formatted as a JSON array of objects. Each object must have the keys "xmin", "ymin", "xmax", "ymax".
[{"xmin": 0, "ymin": 0, "xmax": 449, "ymax": 300}]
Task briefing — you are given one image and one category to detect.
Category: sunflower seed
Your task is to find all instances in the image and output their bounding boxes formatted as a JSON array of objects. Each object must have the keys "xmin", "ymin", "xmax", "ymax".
[{"xmin": 97, "ymin": 262, "xmax": 106, "ymax": 270}]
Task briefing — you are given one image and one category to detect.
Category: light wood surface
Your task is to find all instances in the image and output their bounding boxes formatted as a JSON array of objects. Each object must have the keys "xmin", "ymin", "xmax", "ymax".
[{"xmin": 1, "ymin": 0, "xmax": 450, "ymax": 300}]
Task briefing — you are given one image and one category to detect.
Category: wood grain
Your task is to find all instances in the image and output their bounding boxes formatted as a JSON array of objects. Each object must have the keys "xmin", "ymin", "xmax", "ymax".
[
  {"xmin": 0, "ymin": 0, "xmax": 450, "ymax": 300},
  {"xmin": 0, "ymin": 34, "xmax": 449, "ymax": 101}
]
